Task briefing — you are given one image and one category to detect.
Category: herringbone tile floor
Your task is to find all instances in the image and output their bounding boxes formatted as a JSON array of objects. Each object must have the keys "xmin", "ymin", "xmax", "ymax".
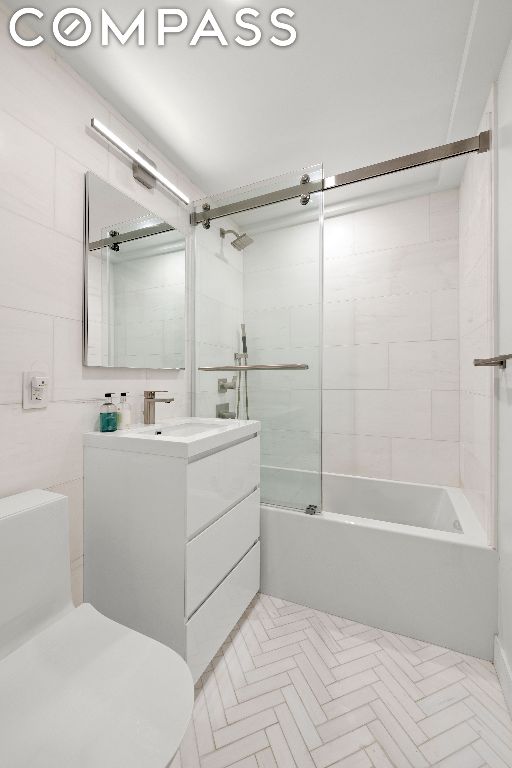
[{"xmin": 172, "ymin": 594, "xmax": 512, "ymax": 768}]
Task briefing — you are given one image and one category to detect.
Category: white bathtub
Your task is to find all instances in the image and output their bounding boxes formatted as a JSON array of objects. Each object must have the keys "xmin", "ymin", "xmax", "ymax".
[{"xmin": 261, "ymin": 473, "xmax": 498, "ymax": 660}]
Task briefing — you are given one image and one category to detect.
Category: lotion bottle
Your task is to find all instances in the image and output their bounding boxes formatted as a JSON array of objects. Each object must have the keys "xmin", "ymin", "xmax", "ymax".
[{"xmin": 117, "ymin": 392, "xmax": 132, "ymax": 430}]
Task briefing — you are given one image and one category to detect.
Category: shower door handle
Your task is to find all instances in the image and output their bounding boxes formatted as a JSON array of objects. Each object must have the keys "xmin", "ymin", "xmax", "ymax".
[{"xmin": 474, "ymin": 354, "xmax": 512, "ymax": 369}]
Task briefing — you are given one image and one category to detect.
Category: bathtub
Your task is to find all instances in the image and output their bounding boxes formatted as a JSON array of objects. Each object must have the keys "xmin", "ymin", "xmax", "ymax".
[{"xmin": 261, "ymin": 473, "xmax": 498, "ymax": 660}]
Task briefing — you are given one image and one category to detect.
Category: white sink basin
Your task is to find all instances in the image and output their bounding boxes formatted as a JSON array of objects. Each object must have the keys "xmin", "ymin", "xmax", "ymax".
[{"xmin": 84, "ymin": 418, "xmax": 260, "ymax": 459}]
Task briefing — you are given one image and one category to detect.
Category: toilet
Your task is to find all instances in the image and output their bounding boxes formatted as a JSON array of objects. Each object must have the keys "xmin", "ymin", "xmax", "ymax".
[{"xmin": 0, "ymin": 490, "xmax": 193, "ymax": 768}]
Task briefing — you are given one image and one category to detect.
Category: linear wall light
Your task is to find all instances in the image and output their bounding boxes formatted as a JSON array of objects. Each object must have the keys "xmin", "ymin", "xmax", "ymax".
[{"xmin": 90, "ymin": 118, "xmax": 190, "ymax": 206}]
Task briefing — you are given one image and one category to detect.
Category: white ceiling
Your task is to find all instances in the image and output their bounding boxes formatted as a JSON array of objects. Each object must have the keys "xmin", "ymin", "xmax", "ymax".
[{"xmin": 10, "ymin": 0, "xmax": 512, "ymax": 196}]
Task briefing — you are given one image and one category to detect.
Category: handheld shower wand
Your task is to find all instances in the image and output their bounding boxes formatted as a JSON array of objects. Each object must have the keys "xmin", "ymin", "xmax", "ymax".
[
  {"xmin": 241, "ymin": 324, "xmax": 249, "ymax": 419},
  {"xmin": 235, "ymin": 324, "xmax": 250, "ymax": 419}
]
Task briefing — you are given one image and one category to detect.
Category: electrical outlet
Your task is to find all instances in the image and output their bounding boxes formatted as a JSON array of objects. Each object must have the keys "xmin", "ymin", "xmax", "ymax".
[{"xmin": 23, "ymin": 371, "xmax": 50, "ymax": 410}]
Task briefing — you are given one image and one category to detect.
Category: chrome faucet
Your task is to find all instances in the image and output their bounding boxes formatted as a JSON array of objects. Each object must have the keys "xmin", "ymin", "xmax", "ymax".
[{"xmin": 144, "ymin": 391, "xmax": 174, "ymax": 425}]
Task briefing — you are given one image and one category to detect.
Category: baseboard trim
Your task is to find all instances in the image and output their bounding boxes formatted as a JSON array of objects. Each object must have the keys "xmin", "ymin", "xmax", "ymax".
[{"xmin": 494, "ymin": 635, "xmax": 512, "ymax": 716}]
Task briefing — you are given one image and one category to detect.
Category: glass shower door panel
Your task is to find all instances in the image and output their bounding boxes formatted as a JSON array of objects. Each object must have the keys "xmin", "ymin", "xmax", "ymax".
[{"xmin": 193, "ymin": 166, "xmax": 323, "ymax": 512}]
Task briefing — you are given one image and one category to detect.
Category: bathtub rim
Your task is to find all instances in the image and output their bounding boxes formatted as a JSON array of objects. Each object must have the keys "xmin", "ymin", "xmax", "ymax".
[{"xmin": 262, "ymin": 473, "xmax": 491, "ymax": 549}]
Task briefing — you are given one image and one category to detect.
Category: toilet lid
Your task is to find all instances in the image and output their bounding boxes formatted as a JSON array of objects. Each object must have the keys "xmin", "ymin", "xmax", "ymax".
[{"xmin": 0, "ymin": 603, "xmax": 194, "ymax": 768}]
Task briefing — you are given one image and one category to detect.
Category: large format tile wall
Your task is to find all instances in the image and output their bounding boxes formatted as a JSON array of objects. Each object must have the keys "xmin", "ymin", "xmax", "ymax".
[
  {"xmin": 194, "ymin": 218, "xmax": 245, "ymax": 418},
  {"xmin": 112, "ymin": 245, "xmax": 186, "ymax": 369},
  {"xmin": 0, "ymin": 5, "xmax": 201, "ymax": 604},
  {"xmin": 458, "ymin": 95, "xmax": 496, "ymax": 544},
  {"xmin": 243, "ymin": 221, "xmax": 322, "ymax": 509},
  {"xmin": 323, "ymin": 192, "xmax": 461, "ymax": 486}
]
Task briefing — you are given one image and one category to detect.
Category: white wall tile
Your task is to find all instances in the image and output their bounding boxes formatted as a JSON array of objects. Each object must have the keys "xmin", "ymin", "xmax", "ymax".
[
  {"xmin": 392, "ymin": 439, "xmax": 460, "ymax": 486},
  {"xmin": 430, "ymin": 189, "xmax": 459, "ymax": 242},
  {"xmin": 390, "ymin": 340, "xmax": 459, "ymax": 391},
  {"xmin": 245, "ymin": 308, "xmax": 290, "ymax": 351},
  {"xmin": 199, "ymin": 249, "xmax": 244, "ymax": 311},
  {"xmin": 323, "ymin": 434, "xmax": 392, "ymax": 479},
  {"xmin": 324, "ymin": 302, "xmax": 354, "ymax": 347},
  {"xmin": 0, "ymin": 108, "xmax": 55, "ymax": 227},
  {"xmin": 432, "ymin": 391, "xmax": 460, "ymax": 442},
  {"xmin": 322, "ymin": 190, "xmax": 461, "ymax": 488},
  {"xmin": 355, "ymin": 390, "xmax": 431, "ymax": 439},
  {"xmin": 460, "ymin": 324, "xmax": 493, "ymax": 398},
  {"xmin": 53, "ymin": 318, "xmax": 147, "ymax": 402},
  {"xmin": 352, "ymin": 196, "xmax": 429, "ymax": 253},
  {"xmin": 458, "ymin": 99, "xmax": 495, "ymax": 543},
  {"xmin": 432, "ymin": 290, "xmax": 458, "ymax": 340},
  {"xmin": 390, "ymin": 240, "xmax": 458, "ymax": 295},
  {"xmin": 290, "ymin": 305, "xmax": 321, "ymax": 349},
  {"xmin": 0, "ymin": 401, "xmax": 99, "ymax": 498},
  {"xmin": 0, "ymin": 307, "xmax": 53, "ymax": 405},
  {"xmin": 0, "ymin": 208, "xmax": 83, "ymax": 320},
  {"xmin": 244, "ymin": 222, "xmax": 319, "ymax": 273},
  {"xmin": 460, "ymin": 391, "xmax": 492, "ymax": 447},
  {"xmin": 245, "ymin": 262, "xmax": 319, "ymax": 312},
  {"xmin": 459, "ymin": 256, "xmax": 490, "ymax": 335},
  {"xmin": 324, "ymin": 344, "xmax": 389, "ymax": 390},
  {"xmin": 324, "ymin": 252, "xmax": 391, "ymax": 303},
  {"xmin": 322, "ymin": 391, "xmax": 354, "ymax": 436},
  {"xmin": 460, "ymin": 443, "xmax": 489, "ymax": 529},
  {"xmin": 324, "ymin": 215, "xmax": 354, "ymax": 260},
  {"xmin": 54, "ymin": 151, "xmax": 87, "ymax": 242},
  {"xmin": 354, "ymin": 294, "xmax": 431, "ymax": 344}
]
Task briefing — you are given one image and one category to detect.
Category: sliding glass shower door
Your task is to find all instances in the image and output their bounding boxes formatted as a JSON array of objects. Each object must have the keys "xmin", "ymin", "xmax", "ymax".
[{"xmin": 193, "ymin": 166, "xmax": 323, "ymax": 512}]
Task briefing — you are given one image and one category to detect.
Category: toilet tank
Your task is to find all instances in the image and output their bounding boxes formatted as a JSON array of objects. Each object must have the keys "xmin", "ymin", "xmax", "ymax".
[{"xmin": 0, "ymin": 490, "xmax": 73, "ymax": 661}]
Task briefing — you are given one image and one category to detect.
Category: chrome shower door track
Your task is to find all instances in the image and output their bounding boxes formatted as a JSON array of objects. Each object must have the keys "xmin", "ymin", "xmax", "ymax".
[{"xmin": 191, "ymin": 131, "xmax": 491, "ymax": 226}]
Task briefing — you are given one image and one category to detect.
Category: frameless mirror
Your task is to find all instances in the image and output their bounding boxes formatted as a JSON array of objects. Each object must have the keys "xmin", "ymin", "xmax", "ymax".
[{"xmin": 84, "ymin": 172, "xmax": 186, "ymax": 369}]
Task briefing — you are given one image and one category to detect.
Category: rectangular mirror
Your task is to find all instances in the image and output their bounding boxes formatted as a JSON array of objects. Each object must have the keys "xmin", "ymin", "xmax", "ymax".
[{"xmin": 84, "ymin": 172, "xmax": 186, "ymax": 369}]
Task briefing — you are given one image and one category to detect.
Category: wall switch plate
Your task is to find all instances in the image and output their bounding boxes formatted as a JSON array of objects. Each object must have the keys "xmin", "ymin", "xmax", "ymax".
[{"xmin": 23, "ymin": 371, "xmax": 50, "ymax": 410}]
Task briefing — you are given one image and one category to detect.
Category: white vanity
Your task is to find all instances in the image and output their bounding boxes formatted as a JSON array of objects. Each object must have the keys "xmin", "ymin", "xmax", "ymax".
[{"xmin": 84, "ymin": 418, "xmax": 260, "ymax": 681}]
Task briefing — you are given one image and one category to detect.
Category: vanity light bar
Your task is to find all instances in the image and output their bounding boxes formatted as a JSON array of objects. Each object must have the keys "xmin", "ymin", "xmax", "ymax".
[{"xmin": 90, "ymin": 118, "xmax": 190, "ymax": 206}]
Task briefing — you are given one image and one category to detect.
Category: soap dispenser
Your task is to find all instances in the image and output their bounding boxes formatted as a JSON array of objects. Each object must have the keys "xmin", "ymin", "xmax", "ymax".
[
  {"xmin": 99, "ymin": 394, "xmax": 118, "ymax": 433},
  {"xmin": 117, "ymin": 393, "xmax": 132, "ymax": 430}
]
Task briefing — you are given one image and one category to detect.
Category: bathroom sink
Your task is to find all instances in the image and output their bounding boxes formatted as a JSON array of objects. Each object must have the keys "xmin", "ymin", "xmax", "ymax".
[{"xmin": 84, "ymin": 417, "xmax": 260, "ymax": 459}]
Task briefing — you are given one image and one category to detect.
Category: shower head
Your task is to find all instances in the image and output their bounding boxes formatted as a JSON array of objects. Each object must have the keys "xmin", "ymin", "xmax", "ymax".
[{"xmin": 220, "ymin": 228, "xmax": 254, "ymax": 251}]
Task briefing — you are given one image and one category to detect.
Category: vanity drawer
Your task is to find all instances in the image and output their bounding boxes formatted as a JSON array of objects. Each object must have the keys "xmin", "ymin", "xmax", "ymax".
[
  {"xmin": 186, "ymin": 437, "xmax": 260, "ymax": 538},
  {"xmin": 186, "ymin": 542, "xmax": 260, "ymax": 682},
  {"xmin": 186, "ymin": 489, "xmax": 260, "ymax": 617}
]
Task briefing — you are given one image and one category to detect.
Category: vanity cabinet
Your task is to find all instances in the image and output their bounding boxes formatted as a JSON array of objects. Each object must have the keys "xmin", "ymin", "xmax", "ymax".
[{"xmin": 84, "ymin": 421, "xmax": 260, "ymax": 681}]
